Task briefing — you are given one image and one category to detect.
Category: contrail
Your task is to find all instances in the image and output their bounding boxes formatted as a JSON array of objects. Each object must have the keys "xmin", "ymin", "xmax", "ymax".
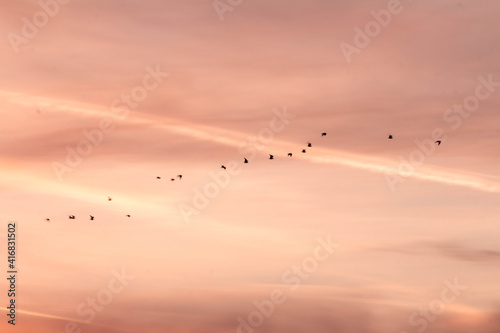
[
  {"xmin": 0, "ymin": 307, "xmax": 126, "ymax": 331},
  {"xmin": 0, "ymin": 307, "xmax": 86, "ymax": 324},
  {"xmin": 3, "ymin": 90, "xmax": 500, "ymax": 194}
]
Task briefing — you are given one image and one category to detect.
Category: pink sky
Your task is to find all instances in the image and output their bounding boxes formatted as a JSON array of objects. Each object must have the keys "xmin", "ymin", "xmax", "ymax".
[{"xmin": 1, "ymin": 0, "xmax": 500, "ymax": 332}]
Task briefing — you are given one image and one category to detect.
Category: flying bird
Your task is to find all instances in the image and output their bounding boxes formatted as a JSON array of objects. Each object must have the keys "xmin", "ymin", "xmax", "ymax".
[
  {"xmin": 90, "ymin": 215, "xmax": 94, "ymax": 221},
  {"xmin": 244, "ymin": 158, "xmax": 248, "ymax": 164},
  {"xmin": 108, "ymin": 196, "xmax": 112, "ymax": 201},
  {"xmin": 221, "ymin": 165, "xmax": 226, "ymax": 170},
  {"xmin": 388, "ymin": 135, "xmax": 393, "ymax": 139},
  {"xmin": 435, "ymin": 140, "xmax": 441, "ymax": 145},
  {"xmin": 302, "ymin": 149, "xmax": 306, "ymax": 153},
  {"xmin": 45, "ymin": 218, "xmax": 50, "ymax": 222},
  {"xmin": 171, "ymin": 178, "xmax": 175, "ymax": 181},
  {"xmin": 126, "ymin": 215, "xmax": 131, "ymax": 218},
  {"xmin": 321, "ymin": 133, "xmax": 327, "ymax": 136},
  {"xmin": 177, "ymin": 175, "xmax": 182, "ymax": 180},
  {"xmin": 269, "ymin": 155, "xmax": 274, "ymax": 160},
  {"xmin": 288, "ymin": 153, "xmax": 292, "ymax": 157},
  {"xmin": 69, "ymin": 215, "xmax": 75, "ymax": 219},
  {"xmin": 307, "ymin": 142, "xmax": 312, "ymax": 147},
  {"xmin": 157, "ymin": 176, "xmax": 161, "ymax": 179}
]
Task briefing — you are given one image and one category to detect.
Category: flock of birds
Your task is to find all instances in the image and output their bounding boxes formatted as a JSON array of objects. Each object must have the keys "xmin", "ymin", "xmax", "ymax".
[
  {"xmin": 157, "ymin": 175, "xmax": 183, "ymax": 181},
  {"xmin": 44, "ymin": 132, "xmax": 442, "ymax": 222}
]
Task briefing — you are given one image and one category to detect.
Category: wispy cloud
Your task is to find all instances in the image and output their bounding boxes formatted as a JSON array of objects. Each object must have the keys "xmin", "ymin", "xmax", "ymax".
[
  {"xmin": 4, "ymin": 90, "xmax": 500, "ymax": 194},
  {"xmin": 375, "ymin": 240, "xmax": 500, "ymax": 262}
]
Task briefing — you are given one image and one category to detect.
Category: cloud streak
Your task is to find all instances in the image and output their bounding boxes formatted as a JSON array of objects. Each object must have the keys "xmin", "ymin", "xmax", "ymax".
[
  {"xmin": 375, "ymin": 240, "xmax": 500, "ymax": 263},
  {"xmin": 4, "ymin": 90, "xmax": 500, "ymax": 194}
]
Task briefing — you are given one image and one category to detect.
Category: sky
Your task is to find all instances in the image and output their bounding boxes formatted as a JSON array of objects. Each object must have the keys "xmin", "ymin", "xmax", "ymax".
[{"xmin": 1, "ymin": 0, "xmax": 500, "ymax": 332}]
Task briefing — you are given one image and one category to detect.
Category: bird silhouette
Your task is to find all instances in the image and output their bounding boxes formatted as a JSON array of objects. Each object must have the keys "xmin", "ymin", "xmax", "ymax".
[
  {"xmin": 171, "ymin": 178, "xmax": 175, "ymax": 181},
  {"xmin": 177, "ymin": 175, "xmax": 182, "ymax": 180},
  {"xmin": 69, "ymin": 215, "xmax": 75, "ymax": 219},
  {"xmin": 244, "ymin": 158, "xmax": 248, "ymax": 164},
  {"xmin": 157, "ymin": 176, "xmax": 161, "ymax": 179},
  {"xmin": 45, "ymin": 218, "xmax": 50, "ymax": 222},
  {"xmin": 126, "ymin": 215, "xmax": 131, "ymax": 218},
  {"xmin": 302, "ymin": 149, "xmax": 306, "ymax": 153},
  {"xmin": 307, "ymin": 142, "xmax": 312, "ymax": 147},
  {"xmin": 288, "ymin": 153, "xmax": 293, "ymax": 157},
  {"xmin": 221, "ymin": 165, "xmax": 226, "ymax": 170},
  {"xmin": 108, "ymin": 196, "xmax": 112, "ymax": 201},
  {"xmin": 388, "ymin": 135, "xmax": 393, "ymax": 139},
  {"xmin": 90, "ymin": 215, "xmax": 94, "ymax": 221},
  {"xmin": 321, "ymin": 133, "xmax": 327, "ymax": 136},
  {"xmin": 269, "ymin": 154, "xmax": 274, "ymax": 160},
  {"xmin": 435, "ymin": 140, "xmax": 441, "ymax": 145}
]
